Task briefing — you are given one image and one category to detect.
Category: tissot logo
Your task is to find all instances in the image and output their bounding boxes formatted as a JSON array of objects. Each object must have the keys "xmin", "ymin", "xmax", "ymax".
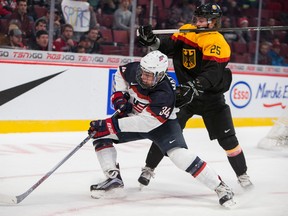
[{"xmin": 0, "ymin": 71, "xmax": 66, "ymax": 106}]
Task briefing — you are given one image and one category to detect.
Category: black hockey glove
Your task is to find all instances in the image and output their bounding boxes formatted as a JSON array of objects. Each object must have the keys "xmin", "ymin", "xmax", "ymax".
[
  {"xmin": 111, "ymin": 91, "xmax": 132, "ymax": 117},
  {"xmin": 175, "ymin": 79, "xmax": 204, "ymax": 108},
  {"xmin": 138, "ymin": 25, "xmax": 157, "ymax": 46}
]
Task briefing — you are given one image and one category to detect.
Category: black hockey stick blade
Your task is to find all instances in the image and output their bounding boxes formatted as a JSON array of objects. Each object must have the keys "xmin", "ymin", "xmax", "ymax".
[{"xmin": 0, "ymin": 109, "xmax": 121, "ymax": 204}]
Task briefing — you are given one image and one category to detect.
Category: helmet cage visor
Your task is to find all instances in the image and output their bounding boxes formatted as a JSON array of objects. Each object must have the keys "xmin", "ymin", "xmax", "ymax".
[{"xmin": 136, "ymin": 65, "xmax": 165, "ymax": 89}]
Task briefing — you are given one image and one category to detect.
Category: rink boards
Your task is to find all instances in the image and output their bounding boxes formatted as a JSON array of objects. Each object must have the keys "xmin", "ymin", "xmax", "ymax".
[{"xmin": 0, "ymin": 49, "xmax": 287, "ymax": 133}]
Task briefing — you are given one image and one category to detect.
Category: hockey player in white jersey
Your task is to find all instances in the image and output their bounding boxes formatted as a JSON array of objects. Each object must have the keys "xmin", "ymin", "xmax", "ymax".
[{"xmin": 88, "ymin": 50, "xmax": 235, "ymax": 207}]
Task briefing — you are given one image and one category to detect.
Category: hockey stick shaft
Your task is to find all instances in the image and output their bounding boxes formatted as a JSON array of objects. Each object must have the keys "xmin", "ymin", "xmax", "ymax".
[
  {"xmin": 0, "ymin": 109, "xmax": 121, "ymax": 204},
  {"xmin": 138, "ymin": 25, "xmax": 288, "ymax": 35}
]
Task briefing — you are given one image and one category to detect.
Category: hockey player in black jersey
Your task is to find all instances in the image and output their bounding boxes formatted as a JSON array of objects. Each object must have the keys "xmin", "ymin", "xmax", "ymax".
[
  {"xmin": 137, "ymin": 3, "xmax": 253, "ymax": 189},
  {"xmin": 88, "ymin": 50, "xmax": 235, "ymax": 207}
]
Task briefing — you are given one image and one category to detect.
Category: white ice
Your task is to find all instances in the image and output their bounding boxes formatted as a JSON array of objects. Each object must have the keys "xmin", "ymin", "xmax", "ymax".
[{"xmin": 0, "ymin": 127, "xmax": 287, "ymax": 216}]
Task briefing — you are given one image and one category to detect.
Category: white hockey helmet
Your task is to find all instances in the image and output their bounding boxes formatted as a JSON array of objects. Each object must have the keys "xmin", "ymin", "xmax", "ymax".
[{"xmin": 136, "ymin": 50, "xmax": 168, "ymax": 89}]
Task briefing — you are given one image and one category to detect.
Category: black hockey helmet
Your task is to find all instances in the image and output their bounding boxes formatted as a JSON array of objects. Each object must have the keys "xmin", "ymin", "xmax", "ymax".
[
  {"xmin": 194, "ymin": 3, "xmax": 222, "ymax": 28},
  {"xmin": 194, "ymin": 3, "xmax": 222, "ymax": 19}
]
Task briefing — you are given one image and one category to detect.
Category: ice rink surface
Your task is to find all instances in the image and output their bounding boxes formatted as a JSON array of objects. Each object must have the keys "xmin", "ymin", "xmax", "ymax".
[{"xmin": 0, "ymin": 126, "xmax": 287, "ymax": 216}]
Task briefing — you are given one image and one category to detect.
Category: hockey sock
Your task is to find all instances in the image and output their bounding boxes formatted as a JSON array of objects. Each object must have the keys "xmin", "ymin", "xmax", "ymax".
[
  {"xmin": 227, "ymin": 151, "xmax": 247, "ymax": 176},
  {"xmin": 218, "ymin": 136, "xmax": 248, "ymax": 176},
  {"xmin": 94, "ymin": 140, "xmax": 117, "ymax": 177},
  {"xmin": 145, "ymin": 142, "xmax": 164, "ymax": 169},
  {"xmin": 167, "ymin": 148, "xmax": 220, "ymax": 190}
]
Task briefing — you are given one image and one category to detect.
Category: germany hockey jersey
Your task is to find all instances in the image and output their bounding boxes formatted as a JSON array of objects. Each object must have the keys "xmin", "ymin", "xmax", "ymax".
[{"xmin": 158, "ymin": 24, "xmax": 232, "ymax": 95}]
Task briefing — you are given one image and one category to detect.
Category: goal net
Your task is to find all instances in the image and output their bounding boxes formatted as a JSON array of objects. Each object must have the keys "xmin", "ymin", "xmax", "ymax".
[{"xmin": 257, "ymin": 108, "xmax": 288, "ymax": 150}]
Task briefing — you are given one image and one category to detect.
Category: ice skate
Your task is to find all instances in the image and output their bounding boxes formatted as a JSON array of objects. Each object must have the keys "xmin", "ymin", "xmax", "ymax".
[
  {"xmin": 237, "ymin": 173, "xmax": 253, "ymax": 189},
  {"xmin": 215, "ymin": 181, "xmax": 236, "ymax": 208},
  {"xmin": 90, "ymin": 170, "xmax": 125, "ymax": 199},
  {"xmin": 138, "ymin": 166, "xmax": 155, "ymax": 189}
]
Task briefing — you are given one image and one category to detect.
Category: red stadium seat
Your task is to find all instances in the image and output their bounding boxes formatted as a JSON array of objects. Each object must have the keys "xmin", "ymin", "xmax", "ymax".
[
  {"xmin": 248, "ymin": 41, "xmax": 257, "ymax": 55},
  {"xmin": 119, "ymin": 45, "xmax": 129, "ymax": 56},
  {"xmin": 232, "ymin": 42, "xmax": 248, "ymax": 55},
  {"xmin": 266, "ymin": 2, "xmax": 282, "ymax": 11},
  {"xmin": 280, "ymin": 43, "xmax": 288, "ymax": 57},
  {"xmin": 232, "ymin": 53, "xmax": 252, "ymax": 64},
  {"xmin": 112, "ymin": 30, "xmax": 129, "ymax": 45},
  {"xmin": 98, "ymin": 14, "xmax": 114, "ymax": 29},
  {"xmin": 0, "ymin": 19, "xmax": 8, "ymax": 34},
  {"xmin": 101, "ymin": 45, "xmax": 122, "ymax": 55},
  {"xmin": 34, "ymin": 5, "xmax": 48, "ymax": 19},
  {"xmin": 100, "ymin": 29, "xmax": 113, "ymax": 44},
  {"xmin": 153, "ymin": 0, "xmax": 164, "ymax": 8}
]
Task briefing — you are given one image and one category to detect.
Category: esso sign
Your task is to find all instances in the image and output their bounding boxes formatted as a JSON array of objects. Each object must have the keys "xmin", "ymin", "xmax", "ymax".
[{"xmin": 230, "ymin": 81, "xmax": 252, "ymax": 108}]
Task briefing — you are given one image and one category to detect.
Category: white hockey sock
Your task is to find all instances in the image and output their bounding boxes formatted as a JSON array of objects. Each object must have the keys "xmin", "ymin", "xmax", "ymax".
[
  {"xmin": 194, "ymin": 164, "xmax": 221, "ymax": 190},
  {"xmin": 96, "ymin": 146, "xmax": 117, "ymax": 177},
  {"xmin": 167, "ymin": 148, "xmax": 221, "ymax": 190},
  {"xmin": 167, "ymin": 148, "xmax": 196, "ymax": 170}
]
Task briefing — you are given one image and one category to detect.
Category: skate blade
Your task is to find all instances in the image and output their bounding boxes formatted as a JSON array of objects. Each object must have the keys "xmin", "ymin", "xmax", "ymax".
[
  {"xmin": 221, "ymin": 199, "xmax": 236, "ymax": 209},
  {"xmin": 91, "ymin": 187, "xmax": 126, "ymax": 199},
  {"xmin": 241, "ymin": 183, "xmax": 254, "ymax": 191},
  {"xmin": 139, "ymin": 184, "xmax": 146, "ymax": 191}
]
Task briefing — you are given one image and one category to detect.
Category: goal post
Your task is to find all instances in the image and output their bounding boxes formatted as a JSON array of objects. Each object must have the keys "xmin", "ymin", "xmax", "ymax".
[{"xmin": 257, "ymin": 107, "xmax": 288, "ymax": 150}]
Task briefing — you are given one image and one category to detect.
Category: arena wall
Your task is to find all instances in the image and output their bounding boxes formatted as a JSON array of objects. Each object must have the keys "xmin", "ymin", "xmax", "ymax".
[{"xmin": 0, "ymin": 49, "xmax": 287, "ymax": 133}]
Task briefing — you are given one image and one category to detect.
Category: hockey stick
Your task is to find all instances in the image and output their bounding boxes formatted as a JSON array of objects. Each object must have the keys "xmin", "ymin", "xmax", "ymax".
[
  {"xmin": 137, "ymin": 25, "xmax": 288, "ymax": 35},
  {"xmin": 0, "ymin": 109, "xmax": 121, "ymax": 204}
]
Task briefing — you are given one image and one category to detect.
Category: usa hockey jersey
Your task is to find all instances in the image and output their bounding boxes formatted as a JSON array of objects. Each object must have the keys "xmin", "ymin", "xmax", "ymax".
[{"xmin": 114, "ymin": 62, "xmax": 178, "ymax": 133}]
